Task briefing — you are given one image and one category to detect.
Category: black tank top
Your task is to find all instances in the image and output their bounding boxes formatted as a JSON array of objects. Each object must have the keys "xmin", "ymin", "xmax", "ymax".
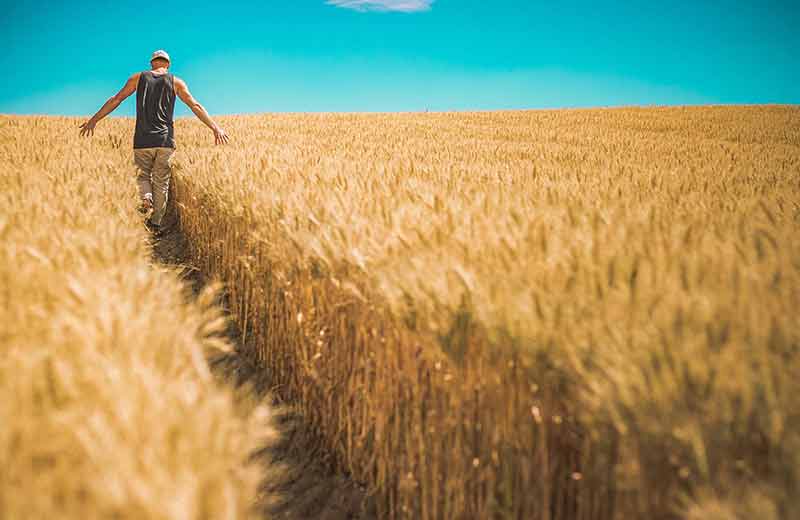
[{"xmin": 133, "ymin": 71, "xmax": 176, "ymax": 149}]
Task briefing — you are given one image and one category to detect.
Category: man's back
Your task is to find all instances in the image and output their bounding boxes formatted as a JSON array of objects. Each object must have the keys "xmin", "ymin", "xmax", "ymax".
[
  {"xmin": 134, "ymin": 70, "xmax": 176, "ymax": 149},
  {"xmin": 79, "ymin": 50, "xmax": 228, "ymax": 147}
]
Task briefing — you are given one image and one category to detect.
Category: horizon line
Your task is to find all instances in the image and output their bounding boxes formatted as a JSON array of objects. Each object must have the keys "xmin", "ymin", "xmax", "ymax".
[{"xmin": 2, "ymin": 103, "xmax": 798, "ymax": 119}]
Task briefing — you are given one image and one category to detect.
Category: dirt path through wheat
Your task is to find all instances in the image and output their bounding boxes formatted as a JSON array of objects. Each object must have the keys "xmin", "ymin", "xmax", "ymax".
[{"xmin": 150, "ymin": 206, "xmax": 374, "ymax": 520}]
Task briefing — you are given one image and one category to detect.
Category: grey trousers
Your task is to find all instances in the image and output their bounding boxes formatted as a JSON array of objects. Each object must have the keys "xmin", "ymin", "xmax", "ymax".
[{"xmin": 134, "ymin": 147, "xmax": 175, "ymax": 226}]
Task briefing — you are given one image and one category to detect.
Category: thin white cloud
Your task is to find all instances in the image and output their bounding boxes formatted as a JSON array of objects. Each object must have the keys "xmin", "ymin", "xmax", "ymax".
[{"xmin": 326, "ymin": 0, "xmax": 433, "ymax": 12}]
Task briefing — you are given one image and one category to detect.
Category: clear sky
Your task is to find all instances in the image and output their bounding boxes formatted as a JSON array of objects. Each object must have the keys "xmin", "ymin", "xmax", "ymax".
[{"xmin": 1, "ymin": 0, "xmax": 798, "ymax": 115}]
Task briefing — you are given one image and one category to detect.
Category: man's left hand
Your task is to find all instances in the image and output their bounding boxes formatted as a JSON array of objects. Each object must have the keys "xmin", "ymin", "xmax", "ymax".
[{"xmin": 79, "ymin": 119, "xmax": 97, "ymax": 137}]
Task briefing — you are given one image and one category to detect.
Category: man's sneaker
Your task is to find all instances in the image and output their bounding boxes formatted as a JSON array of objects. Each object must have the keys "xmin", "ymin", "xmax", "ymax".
[
  {"xmin": 145, "ymin": 218, "xmax": 163, "ymax": 237},
  {"xmin": 138, "ymin": 198, "xmax": 153, "ymax": 215}
]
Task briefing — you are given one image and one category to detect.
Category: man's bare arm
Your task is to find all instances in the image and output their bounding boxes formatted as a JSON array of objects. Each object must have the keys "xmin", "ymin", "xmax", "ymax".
[
  {"xmin": 79, "ymin": 73, "xmax": 139, "ymax": 137},
  {"xmin": 174, "ymin": 77, "xmax": 229, "ymax": 145}
]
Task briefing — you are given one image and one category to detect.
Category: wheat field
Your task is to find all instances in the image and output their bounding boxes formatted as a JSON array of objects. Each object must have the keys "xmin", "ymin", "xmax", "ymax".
[
  {"xmin": 2, "ymin": 106, "xmax": 799, "ymax": 519},
  {"xmin": 0, "ymin": 116, "xmax": 278, "ymax": 519}
]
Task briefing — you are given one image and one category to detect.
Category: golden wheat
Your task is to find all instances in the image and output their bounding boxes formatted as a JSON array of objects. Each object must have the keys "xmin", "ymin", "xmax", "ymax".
[
  {"xmin": 0, "ymin": 115, "xmax": 278, "ymax": 519},
  {"xmin": 172, "ymin": 106, "xmax": 799, "ymax": 519},
  {"xmin": 3, "ymin": 106, "xmax": 798, "ymax": 519}
]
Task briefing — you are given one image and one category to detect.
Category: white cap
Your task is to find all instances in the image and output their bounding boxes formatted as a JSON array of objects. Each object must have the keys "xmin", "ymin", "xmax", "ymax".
[{"xmin": 150, "ymin": 50, "xmax": 171, "ymax": 63}]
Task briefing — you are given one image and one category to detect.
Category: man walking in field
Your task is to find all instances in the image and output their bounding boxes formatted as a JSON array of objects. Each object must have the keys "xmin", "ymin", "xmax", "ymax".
[{"xmin": 79, "ymin": 50, "xmax": 229, "ymax": 235}]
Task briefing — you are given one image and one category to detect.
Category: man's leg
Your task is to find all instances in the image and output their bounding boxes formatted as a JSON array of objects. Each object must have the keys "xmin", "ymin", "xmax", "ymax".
[
  {"xmin": 134, "ymin": 149, "xmax": 157, "ymax": 210},
  {"xmin": 150, "ymin": 147, "xmax": 175, "ymax": 226}
]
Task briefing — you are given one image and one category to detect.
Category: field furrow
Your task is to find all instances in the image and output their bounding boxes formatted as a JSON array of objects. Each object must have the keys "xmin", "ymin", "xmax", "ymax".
[{"xmin": 169, "ymin": 107, "xmax": 799, "ymax": 519}]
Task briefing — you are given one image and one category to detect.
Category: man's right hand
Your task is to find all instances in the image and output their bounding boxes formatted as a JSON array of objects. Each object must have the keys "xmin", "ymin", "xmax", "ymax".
[
  {"xmin": 174, "ymin": 76, "xmax": 228, "ymax": 144},
  {"xmin": 213, "ymin": 126, "xmax": 229, "ymax": 145}
]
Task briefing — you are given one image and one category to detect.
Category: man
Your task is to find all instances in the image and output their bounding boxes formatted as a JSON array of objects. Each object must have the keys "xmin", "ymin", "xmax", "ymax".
[{"xmin": 79, "ymin": 49, "xmax": 229, "ymax": 235}]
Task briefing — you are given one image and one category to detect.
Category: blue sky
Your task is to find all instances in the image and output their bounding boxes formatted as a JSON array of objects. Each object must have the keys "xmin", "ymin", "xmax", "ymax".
[{"xmin": 1, "ymin": 0, "xmax": 798, "ymax": 115}]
